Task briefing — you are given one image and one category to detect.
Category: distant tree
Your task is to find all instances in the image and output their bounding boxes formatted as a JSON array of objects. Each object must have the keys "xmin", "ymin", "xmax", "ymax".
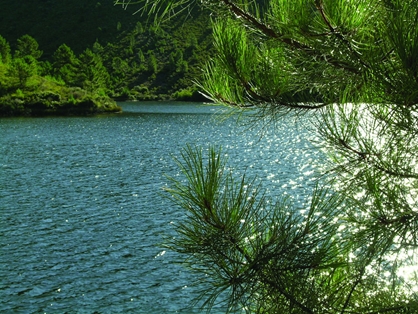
[
  {"xmin": 9, "ymin": 56, "xmax": 37, "ymax": 88},
  {"xmin": 188, "ymin": 35, "xmax": 198, "ymax": 49},
  {"xmin": 92, "ymin": 41, "xmax": 105, "ymax": 54},
  {"xmin": 117, "ymin": 0, "xmax": 418, "ymax": 313},
  {"xmin": 53, "ymin": 44, "xmax": 78, "ymax": 68},
  {"xmin": 38, "ymin": 60, "xmax": 52, "ymax": 77},
  {"xmin": 169, "ymin": 48, "xmax": 185, "ymax": 73},
  {"xmin": 14, "ymin": 34, "xmax": 42, "ymax": 60},
  {"xmin": 0, "ymin": 35, "xmax": 11, "ymax": 64},
  {"xmin": 147, "ymin": 50, "xmax": 158, "ymax": 74},
  {"xmin": 133, "ymin": 21, "xmax": 144, "ymax": 34},
  {"xmin": 111, "ymin": 56, "xmax": 130, "ymax": 88},
  {"xmin": 128, "ymin": 35, "xmax": 136, "ymax": 55},
  {"xmin": 52, "ymin": 44, "xmax": 80, "ymax": 85},
  {"xmin": 0, "ymin": 59, "xmax": 10, "ymax": 95},
  {"xmin": 78, "ymin": 48, "xmax": 110, "ymax": 92},
  {"xmin": 137, "ymin": 48, "xmax": 145, "ymax": 63},
  {"xmin": 178, "ymin": 60, "xmax": 188, "ymax": 73}
]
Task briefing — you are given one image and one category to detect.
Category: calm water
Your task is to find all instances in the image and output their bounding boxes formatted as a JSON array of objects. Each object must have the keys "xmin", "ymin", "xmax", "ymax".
[{"xmin": 0, "ymin": 102, "xmax": 322, "ymax": 313}]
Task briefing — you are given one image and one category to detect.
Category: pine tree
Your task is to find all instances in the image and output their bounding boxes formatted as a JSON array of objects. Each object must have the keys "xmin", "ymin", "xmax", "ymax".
[
  {"xmin": 110, "ymin": 56, "xmax": 130, "ymax": 89},
  {"xmin": 14, "ymin": 34, "xmax": 42, "ymax": 60},
  {"xmin": 117, "ymin": 0, "xmax": 418, "ymax": 312},
  {"xmin": 9, "ymin": 57, "xmax": 37, "ymax": 88},
  {"xmin": 52, "ymin": 44, "xmax": 80, "ymax": 85},
  {"xmin": 169, "ymin": 48, "xmax": 187, "ymax": 73},
  {"xmin": 0, "ymin": 35, "xmax": 11, "ymax": 64},
  {"xmin": 147, "ymin": 50, "xmax": 158, "ymax": 74},
  {"xmin": 78, "ymin": 48, "xmax": 110, "ymax": 92}
]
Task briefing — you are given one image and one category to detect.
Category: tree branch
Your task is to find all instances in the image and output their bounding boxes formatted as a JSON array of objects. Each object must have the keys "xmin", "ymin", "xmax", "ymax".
[
  {"xmin": 315, "ymin": 0, "xmax": 371, "ymax": 71},
  {"xmin": 220, "ymin": 0, "xmax": 361, "ymax": 74},
  {"xmin": 338, "ymin": 138, "xmax": 418, "ymax": 179}
]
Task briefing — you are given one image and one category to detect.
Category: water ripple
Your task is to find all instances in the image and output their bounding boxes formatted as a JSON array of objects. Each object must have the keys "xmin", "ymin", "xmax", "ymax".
[{"xmin": 0, "ymin": 102, "xmax": 323, "ymax": 313}]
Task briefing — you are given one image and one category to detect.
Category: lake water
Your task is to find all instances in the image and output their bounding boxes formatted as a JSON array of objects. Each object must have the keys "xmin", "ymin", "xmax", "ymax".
[{"xmin": 0, "ymin": 102, "xmax": 322, "ymax": 313}]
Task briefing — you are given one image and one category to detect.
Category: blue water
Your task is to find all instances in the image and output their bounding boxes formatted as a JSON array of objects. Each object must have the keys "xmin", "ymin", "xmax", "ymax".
[{"xmin": 0, "ymin": 102, "xmax": 321, "ymax": 313}]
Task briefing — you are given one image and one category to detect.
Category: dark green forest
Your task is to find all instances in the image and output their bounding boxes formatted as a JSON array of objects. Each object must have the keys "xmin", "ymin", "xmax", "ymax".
[{"xmin": 0, "ymin": 0, "xmax": 212, "ymax": 116}]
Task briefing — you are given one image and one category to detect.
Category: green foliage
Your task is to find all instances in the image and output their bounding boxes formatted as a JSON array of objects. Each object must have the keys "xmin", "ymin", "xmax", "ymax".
[
  {"xmin": 133, "ymin": 21, "xmax": 144, "ymax": 34},
  {"xmin": 14, "ymin": 88, "xmax": 24, "ymax": 98},
  {"xmin": 0, "ymin": 36, "xmax": 121, "ymax": 116},
  {"xmin": 111, "ymin": 56, "xmax": 130, "ymax": 88},
  {"xmin": 0, "ymin": 1, "xmax": 214, "ymax": 99},
  {"xmin": 78, "ymin": 48, "xmax": 110, "ymax": 92},
  {"xmin": 92, "ymin": 41, "xmax": 105, "ymax": 54},
  {"xmin": 9, "ymin": 57, "xmax": 37, "ymax": 88},
  {"xmin": 0, "ymin": 1, "xmax": 142, "ymax": 56},
  {"xmin": 0, "ymin": 62, "xmax": 10, "ymax": 95},
  {"xmin": 172, "ymin": 87, "xmax": 204, "ymax": 100},
  {"xmin": 0, "ymin": 82, "xmax": 121, "ymax": 116},
  {"xmin": 52, "ymin": 44, "xmax": 80, "ymax": 85},
  {"xmin": 0, "ymin": 35, "xmax": 11, "ymax": 64},
  {"xmin": 53, "ymin": 44, "xmax": 78, "ymax": 69},
  {"xmin": 97, "ymin": 7, "xmax": 212, "ymax": 97},
  {"xmin": 166, "ymin": 146, "xmax": 417, "ymax": 313},
  {"xmin": 169, "ymin": 48, "xmax": 188, "ymax": 73},
  {"xmin": 120, "ymin": 0, "xmax": 418, "ymax": 312},
  {"xmin": 137, "ymin": 49, "xmax": 145, "ymax": 63},
  {"xmin": 38, "ymin": 60, "xmax": 52, "ymax": 77},
  {"xmin": 147, "ymin": 50, "xmax": 159, "ymax": 74},
  {"xmin": 14, "ymin": 34, "xmax": 43, "ymax": 60}
]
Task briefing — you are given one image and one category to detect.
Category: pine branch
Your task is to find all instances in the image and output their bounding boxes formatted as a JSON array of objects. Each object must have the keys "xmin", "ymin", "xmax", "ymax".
[
  {"xmin": 221, "ymin": 56, "xmax": 330, "ymax": 110},
  {"xmin": 220, "ymin": 0, "xmax": 361, "ymax": 74},
  {"xmin": 338, "ymin": 138, "xmax": 418, "ymax": 179},
  {"xmin": 314, "ymin": 0, "xmax": 371, "ymax": 71},
  {"xmin": 262, "ymin": 277, "xmax": 315, "ymax": 314}
]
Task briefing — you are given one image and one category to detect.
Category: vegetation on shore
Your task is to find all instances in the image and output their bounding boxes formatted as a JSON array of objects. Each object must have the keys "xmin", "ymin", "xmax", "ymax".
[
  {"xmin": 0, "ymin": 2, "xmax": 213, "ymax": 116},
  {"xmin": 0, "ymin": 34, "xmax": 121, "ymax": 116}
]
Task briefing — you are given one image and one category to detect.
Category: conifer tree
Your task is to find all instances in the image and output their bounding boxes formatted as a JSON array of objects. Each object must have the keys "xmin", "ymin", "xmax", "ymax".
[
  {"xmin": 147, "ymin": 50, "xmax": 158, "ymax": 74},
  {"xmin": 52, "ymin": 44, "xmax": 80, "ymax": 85},
  {"xmin": 14, "ymin": 34, "xmax": 42, "ymax": 60},
  {"xmin": 110, "ymin": 56, "xmax": 130, "ymax": 89},
  {"xmin": 117, "ymin": 0, "xmax": 418, "ymax": 312},
  {"xmin": 78, "ymin": 48, "xmax": 110, "ymax": 92},
  {"xmin": 0, "ymin": 35, "xmax": 11, "ymax": 64},
  {"xmin": 9, "ymin": 57, "xmax": 37, "ymax": 88}
]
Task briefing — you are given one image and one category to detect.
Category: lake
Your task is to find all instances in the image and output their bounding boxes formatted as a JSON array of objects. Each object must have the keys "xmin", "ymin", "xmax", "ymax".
[{"xmin": 0, "ymin": 102, "xmax": 322, "ymax": 313}]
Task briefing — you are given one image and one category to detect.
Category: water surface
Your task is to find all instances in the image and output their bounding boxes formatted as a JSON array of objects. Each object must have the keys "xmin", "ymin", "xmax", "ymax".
[{"xmin": 0, "ymin": 102, "xmax": 321, "ymax": 313}]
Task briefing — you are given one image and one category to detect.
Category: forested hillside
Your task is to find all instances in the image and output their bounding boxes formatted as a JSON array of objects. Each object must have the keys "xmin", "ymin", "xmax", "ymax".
[
  {"xmin": 0, "ymin": 0, "xmax": 212, "ymax": 116},
  {"xmin": 0, "ymin": 1, "xmax": 138, "ymax": 57}
]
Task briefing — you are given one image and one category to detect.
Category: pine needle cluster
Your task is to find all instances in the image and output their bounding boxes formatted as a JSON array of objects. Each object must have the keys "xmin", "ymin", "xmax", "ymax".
[{"xmin": 117, "ymin": 0, "xmax": 418, "ymax": 312}]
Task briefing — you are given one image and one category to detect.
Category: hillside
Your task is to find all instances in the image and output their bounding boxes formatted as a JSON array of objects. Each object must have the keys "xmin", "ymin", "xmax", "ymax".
[
  {"xmin": 0, "ymin": 0, "xmax": 212, "ymax": 103},
  {"xmin": 0, "ymin": 1, "xmax": 140, "ymax": 57}
]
